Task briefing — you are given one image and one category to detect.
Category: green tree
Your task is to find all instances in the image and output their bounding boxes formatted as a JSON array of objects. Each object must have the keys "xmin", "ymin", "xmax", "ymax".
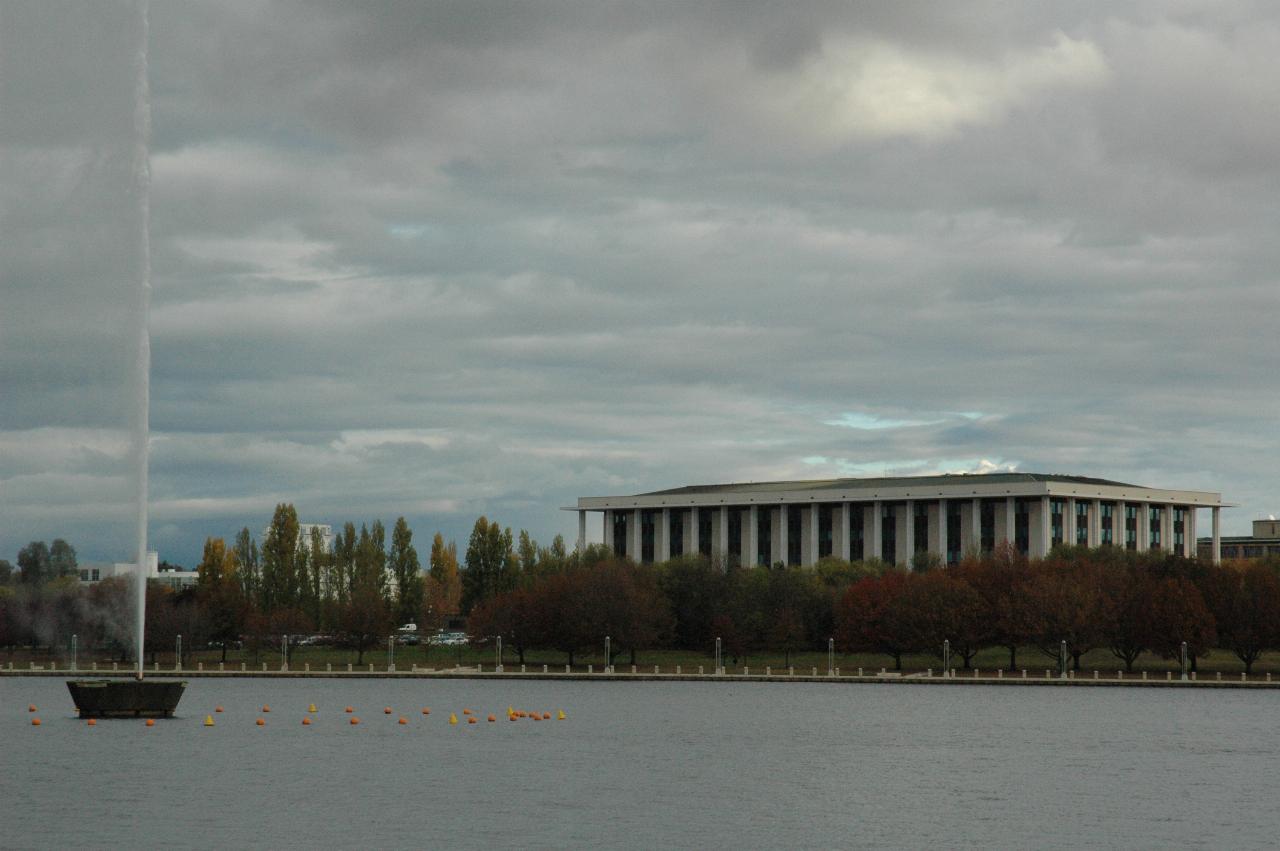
[
  {"xmin": 0, "ymin": 559, "xmax": 14, "ymax": 585},
  {"xmin": 233, "ymin": 528, "xmax": 259, "ymax": 604},
  {"xmin": 389, "ymin": 517, "xmax": 423, "ymax": 627},
  {"xmin": 342, "ymin": 524, "xmax": 391, "ymax": 665},
  {"xmin": 461, "ymin": 516, "xmax": 516, "ymax": 614},
  {"xmin": 17, "ymin": 541, "xmax": 50, "ymax": 585},
  {"xmin": 48, "ymin": 539, "xmax": 77, "ymax": 579},
  {"xmin": 517, "ymin": 530, "xmax": 539, "ymax": 574},
  {"xmin": 260, "ymin": 503, "xmax": 300, "ymax": 612}
]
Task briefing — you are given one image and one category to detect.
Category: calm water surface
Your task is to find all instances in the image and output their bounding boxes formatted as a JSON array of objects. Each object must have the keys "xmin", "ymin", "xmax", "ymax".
[{"xmin": 2, "ymin": 677, "xmax": 1277, "ymax": 849}]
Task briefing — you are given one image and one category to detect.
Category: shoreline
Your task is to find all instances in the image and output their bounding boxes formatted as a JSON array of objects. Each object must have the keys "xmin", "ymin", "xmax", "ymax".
[{"xmin": 4, "ymin": 668, "xmax": 1275, "ymax": 688}]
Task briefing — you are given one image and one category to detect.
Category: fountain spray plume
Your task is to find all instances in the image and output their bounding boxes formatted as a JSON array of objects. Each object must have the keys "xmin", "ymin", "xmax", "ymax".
[{"xmin": 131, "ymin": 0, "xmax": 151, "ymax": 680}]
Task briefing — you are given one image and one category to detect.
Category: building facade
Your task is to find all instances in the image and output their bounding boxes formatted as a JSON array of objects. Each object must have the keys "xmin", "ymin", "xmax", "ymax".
[
  {"xmin": 573, "ymin": 473, "xmax": 1229, "ymax": 567},
  {"xmin": 1198, "ymin": 518, "xmax": 1280, "ymax": 560}
]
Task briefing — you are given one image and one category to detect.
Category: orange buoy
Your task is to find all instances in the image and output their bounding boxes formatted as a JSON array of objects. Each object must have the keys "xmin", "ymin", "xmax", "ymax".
[
  {"xmin": 350, "ymin": 716, "xmax": 360, "ymax": 725},
  {"xmin": 256, "ymin": 718, "xmax": 265, "ymax": 726},
  {"xmin": 462, "ymin": 708, "xmax": 473, "ymax": 715},
  {"xmin": 215, "ymin": 706, "xmax": 224, "ymax": 713},
  {"xmin": 31, "ymin": 718, "xmax": 41, "ymax": 726},
  {"xmin": 509, "ymin": 714, "xmax": 517, "ymax": 722},
  {"xmin": 422, "ymin": 707, "xmax": 430, "ymax": 715},
  {"xmin": 302, "ymin": 717, "xmax": 312, "ymax": 726},
  {"xmin": 262, "ymin": 705, "xmax": 270, "ymax": 713},
  {"xmin": 531, "ymin": 713, "xmax": 540, "ymax": 722},
  {"xmin": 27, "ymin": 704, "xmax": 36, "ymax": 712},
  {"xmin": 145, "ymin": 719, "xmax": 155, "ymax": 727},
  {"xmin": 467, "ymin": 716, "xmax": 477, "ymax": 724},
  {"xmin": 542, "ymin": 712, "xmax": 551, "ymax": 720},
  {"xmin": 87, "ymin": 719, "xmax": 96, "ymax": 727},
  {"xmin": 398, "ymin": 716, "xmax": 407, "ymax": 725},
  {"xmin": 345, "ymin": 706, "xmax": 354, "ymax": 713},
  {"xmin": 384, "ymin": 707, "xmax": 392, "ymax": 715},
  {"xmin": 487, "ymin": 714, "xmax": 496, "ymax": 722}
]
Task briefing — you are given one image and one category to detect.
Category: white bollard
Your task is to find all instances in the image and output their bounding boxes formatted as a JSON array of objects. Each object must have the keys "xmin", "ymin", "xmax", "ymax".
[
  {"xmin": 198, "ymin": 662, "xmax": 204, "ymax": 671},
  {"xmin": 766, "ymin": 667, "xmax": 772, "ymax": 676},
  {"xmin": 304, "ymin": 663, "xmax": 309, "ymax": 672},
  {"xmin": 1044, "ymin": 670, "xmax": 1050, "ymax": 679},
  {"xmin": 1093, "ymin": 671, "xmax": 1098, "ymax": 680},
  {"xmin": 522, "ymin": 664, "xmax": 527, "ymax": 673},
  {"xmin": 1118, "ymin": 671, "xmax": 1123, "ymax": 680},
  {"xmin": 927, "ymin": 668, "xmax": 932, "ymax": 677},
  {"xmin": 789, "ymin": 667, "xmax": 794, "ymax": 677},
  {"xmin": 974, "ymin": 669, "xmax": 979, "ymax": 678},
  {"xmin": 744, "ymin": 666, "xmax": 750, "ymax": 675},
  {"xmin": 1216, "ymin": 671, "xmax": 1222, "ymax": 681},
  {"xmin": 1166, "ymin": 671, "xmax": 1172, "ymax": 681},
  {"xmin": 240, "ymin": 662, "xmax": 245, "ymax": 672},
  {"xmin": 219, "ymin": 662, "xmax": 224, "ymax": 672},
  {"xmin": 92, "ymin": 662, "xmax": 97, "ymax": 672},
  {"xmin": 588, "ymin": 664, "xmax": 593, "ymax": 674},
  {"xmin": 676, "ymin": 665, "xmax": 681, "ymax": 674},
  {"xmin": 542, "ymin": 664, "xmax": 547, "ymax": 673},
  {"xmin": 1021, "ymin": 669, "xmax": 1026, "ymax": 678},
  {"xmin": 698, "ymin": 665, "xmax": 704, "ymax": 675},
  {"xmin": 1268, "ymin": 673, "xmax": 1273, "ymax": 683},
  {"xmin": 1242, "ymin": 672, "xmax": 1247, "ymax": 682},
  {"xmin": 857, "ymin": 667, "xmax": 863, "ymax": 677},
  {"xmin": 261, "ymin": 662, "xmax": 266, "ymax": 672},
  {"xmin": 835, "ymin": 667, "xmax": 840, "ymax": 677},
  {"xmin": 812, "ymin": 667, "xmax": 817, "ymax": 677},
  {"xmin": 632, "ymin": 665, "xmax": 637, "ymax": 674},
  {"xmin": 326, "ymin": 663, "xmax": 332, "ymax": 672},
  {"xmin": 565, "ymin": 664, "xmax": 570, "ymax": 673},
  {"xmin": 997, "ymin": 669, "xmax": 1003, "ymax": 679},
  {"xmin": 654, "ymin": 665, "xmax": 659, "ymax": 674}
]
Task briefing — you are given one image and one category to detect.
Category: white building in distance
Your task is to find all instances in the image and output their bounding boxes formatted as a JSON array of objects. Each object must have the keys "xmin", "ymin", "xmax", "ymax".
[
  {"xmin": 77, "ymin": 551, "xmax": 199, "ymax": 591},
  {"xmin": 574, "ymin": 472, "xmax": 1230, "ymax": 567}
]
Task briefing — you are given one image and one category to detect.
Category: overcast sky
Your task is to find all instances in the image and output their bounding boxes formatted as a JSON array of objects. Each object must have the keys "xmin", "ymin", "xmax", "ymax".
[{"xmin": 3, "ymin": 1, "xmax": 1278, "ymax": 567}]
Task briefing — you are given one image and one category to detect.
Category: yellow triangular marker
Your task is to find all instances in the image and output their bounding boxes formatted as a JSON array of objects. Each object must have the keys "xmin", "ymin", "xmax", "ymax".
[
  {"xmin": 308, "ymin": 703, "xmax": 317, "ymax": 713},
  {"xmin": 204, "ymin": 715, "xmax": 215, "ymax": 726},
  {"xmin": 448, "ymin": 712, "xmax": 458, "ymax": 725},
  {"xmin": 557, "ymin": 710, "xmax": 566, "ymax": 720}
]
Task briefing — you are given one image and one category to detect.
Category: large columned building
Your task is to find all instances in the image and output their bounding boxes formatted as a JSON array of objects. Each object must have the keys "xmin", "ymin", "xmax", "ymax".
[{"xmin": 573, "ymin": 473, "xmax": 1229, "ymax": 567}]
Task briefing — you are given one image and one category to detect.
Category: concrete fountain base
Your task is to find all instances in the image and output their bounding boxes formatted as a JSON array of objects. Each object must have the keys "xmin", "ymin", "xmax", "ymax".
[{"xmin": 66, "ymin": 679, "xmax": 187, "ymax": 718}]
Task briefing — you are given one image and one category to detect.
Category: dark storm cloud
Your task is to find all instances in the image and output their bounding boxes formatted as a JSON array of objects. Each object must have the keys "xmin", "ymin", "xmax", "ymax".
[{"xmin": 3, "ymin": 1, "xmax": 1278, "ymax": 565}]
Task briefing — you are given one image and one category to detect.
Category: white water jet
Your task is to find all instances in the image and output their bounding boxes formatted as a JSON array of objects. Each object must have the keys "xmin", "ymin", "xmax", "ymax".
[{"xmin": 131, "ymin": 0, "xmax": 151, "ymax": 679}]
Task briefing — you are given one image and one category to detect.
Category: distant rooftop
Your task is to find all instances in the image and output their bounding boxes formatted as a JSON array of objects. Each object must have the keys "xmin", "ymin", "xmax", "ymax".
[{"xmin": 640, "ymin": 472, "xmax": 1139, "ymax": 497}]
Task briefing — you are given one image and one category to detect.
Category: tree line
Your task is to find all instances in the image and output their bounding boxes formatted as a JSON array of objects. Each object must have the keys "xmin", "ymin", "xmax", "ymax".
[{"xmin": 5, "ymin": 514, "xmax": 1280, "ymax": 673}]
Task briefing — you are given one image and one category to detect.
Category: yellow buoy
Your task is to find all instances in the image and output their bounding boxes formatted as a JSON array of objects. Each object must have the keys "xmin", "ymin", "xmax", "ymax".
[
  {"xmin": 448, "ymin": 713, "xmax": 458, "ymax": 725},
  {"xmin": 308, "ymin": 703, "xmax": 317, "ymax": 713},
  {"xmin": 204, "ymin": 715, "xmax": 215, "ymax": 727},
  {"xmin": 557, "ymin": 710, "xmax": 566, "ymax": 720}
]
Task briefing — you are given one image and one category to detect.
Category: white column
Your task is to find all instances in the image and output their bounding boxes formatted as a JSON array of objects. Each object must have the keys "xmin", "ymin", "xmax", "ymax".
[
  {"xmin": 713, "ymin": 506, "xmax": 729, "ymax": 565},
  {"xmin": 1212, "ymin": 507, "xmax": 1221, "ymax": 564},
  {"xmin": 1182, "ymin": 506, "xmax": 1192, "ymax": 560},
  {"xmin": 903, "ymin": 500, "xmax": 915, "ymax": 566},
  {"xmin": 1163, "ymin": 503, "xmax": 1175, "ymax": 553},
  {"xmin": 777, "ymin": 505, "xmax": 790, "ymax": 565},
  {"xmin": 1137, "ymin": 503, "xmax": 1150, "ymax": 553},
  {"xmin": 745, "ymin": 506, "xmax": 759, "ymax": 566},
  {"xmin": 870, "ymin": 501, "xmax": 883, "ymax": 563},
  {"xmin": 603, "ymin": 510, "xmax": 614, "ymax": 552},
  {"xmin": 629, "ymin": 508, "xmax": 643, "ymax": 562},
  {"xmin": 1002, "ymin": 496, "xmax": 1015, "ymax": 546},
  {"xmin": 658, "ymin": 508, "xmax": 671, "ymax": 562},
  {"xmin": 578, "ymin": 510, "xmax": 587, "ymax": 552},
  {"xmin": 937, "ymin": 499, "xmax": 948, "ymax": 564},
  {"xmin": 800, "ymin": 506, "xmax": 817, "ymax": 566},
  {"xmin": 1089, "ymin": 499, "xmax": 1101, "ymax": 548},
  {"xmin": 1033, "ymin": 496, "xmax": 1051, "ymax": 559},
  {"xmin": 691, "ymin": 506, "xmax": 701, "ymax": 560},
  {"xmin": 970, "ymin": 498, "xmax": 982, "ymax": 553},
  {"xmin": 834, "ymin": 503, "xmax": 849, "ymax": 562}
]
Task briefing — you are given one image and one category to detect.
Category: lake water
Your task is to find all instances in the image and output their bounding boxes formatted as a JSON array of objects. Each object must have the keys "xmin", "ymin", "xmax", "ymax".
[{"xmin": 2, "ymin": 677, "xmax": 1276, "ymax": 849}]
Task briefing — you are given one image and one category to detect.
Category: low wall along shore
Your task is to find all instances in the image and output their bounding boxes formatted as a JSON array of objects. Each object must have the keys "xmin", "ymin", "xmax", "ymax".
[{"xmin": 4, "ymin": 660, "xmax": 1276, "ymax": 688}]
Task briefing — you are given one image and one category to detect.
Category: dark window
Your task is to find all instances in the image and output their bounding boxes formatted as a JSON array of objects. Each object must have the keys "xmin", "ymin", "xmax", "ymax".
[
  {"xmin": 882, "ymin": 504, "xmax": 897, "ymax": 563},
  {"xmin": 980, "ymin": 501, "xmax": 996, "ymax": 553},
  {"xmin": 727, "ymin": 510, "xmax": 742, "ymax": 565},
  {"xmin": 946, "ymin": 502, "xmax": 962, "ymax": 564},
  {"xmin": 757, "ymin": 512, "xmax": 770, "ymax": 566},
  {"xmin": 850, "ymin": 510, "xmax": 864, "ymax": 561},
  {"xmin": 787, "ymin": 507, "xmax": 802, "ymax": 566},
  {"xmin": 1014, "ymin": 500, "xmax": 1030, "ymax": 555},
  {"xmin": 670, "ymin": 514, "xmax": 684, "ymax": 558},
  {"xmin": 698, "ymin": 509, "xmax": 712, "ymax": 558},
  {"xmin": 818, "ymin": 505, "xmax": 833, "ymax": 559},
  {"xmin": 913, "ymin": 503, "xmax": 928, "ymax": 555},
  {"xmin": 1050, "ymin": 499, "xmax": 1065, "ymax": 547},
  {"xmin": 612, "ymin": 513, "xmax": 627, "ymax": 558},
  {"xmin": 641, "ymin": 511, "xmax": 655, "ymax": 563}
]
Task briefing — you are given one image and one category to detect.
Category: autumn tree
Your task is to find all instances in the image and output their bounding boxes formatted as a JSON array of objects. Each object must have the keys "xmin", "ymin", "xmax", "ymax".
[
  {"xmin": 834, "ymin": 571, "xmax": 920, "ymax": 671},
  {"xmin": 1211, "ymin": 561, "xmax": 1280, "ymax": 674},
  {"xmin": 196, "ymin": 537, "xmax": 245, "ymax": 663},
  {"xmin": 1146, "ymin": 576, "xmax": 1216, "ymax": 671}
]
